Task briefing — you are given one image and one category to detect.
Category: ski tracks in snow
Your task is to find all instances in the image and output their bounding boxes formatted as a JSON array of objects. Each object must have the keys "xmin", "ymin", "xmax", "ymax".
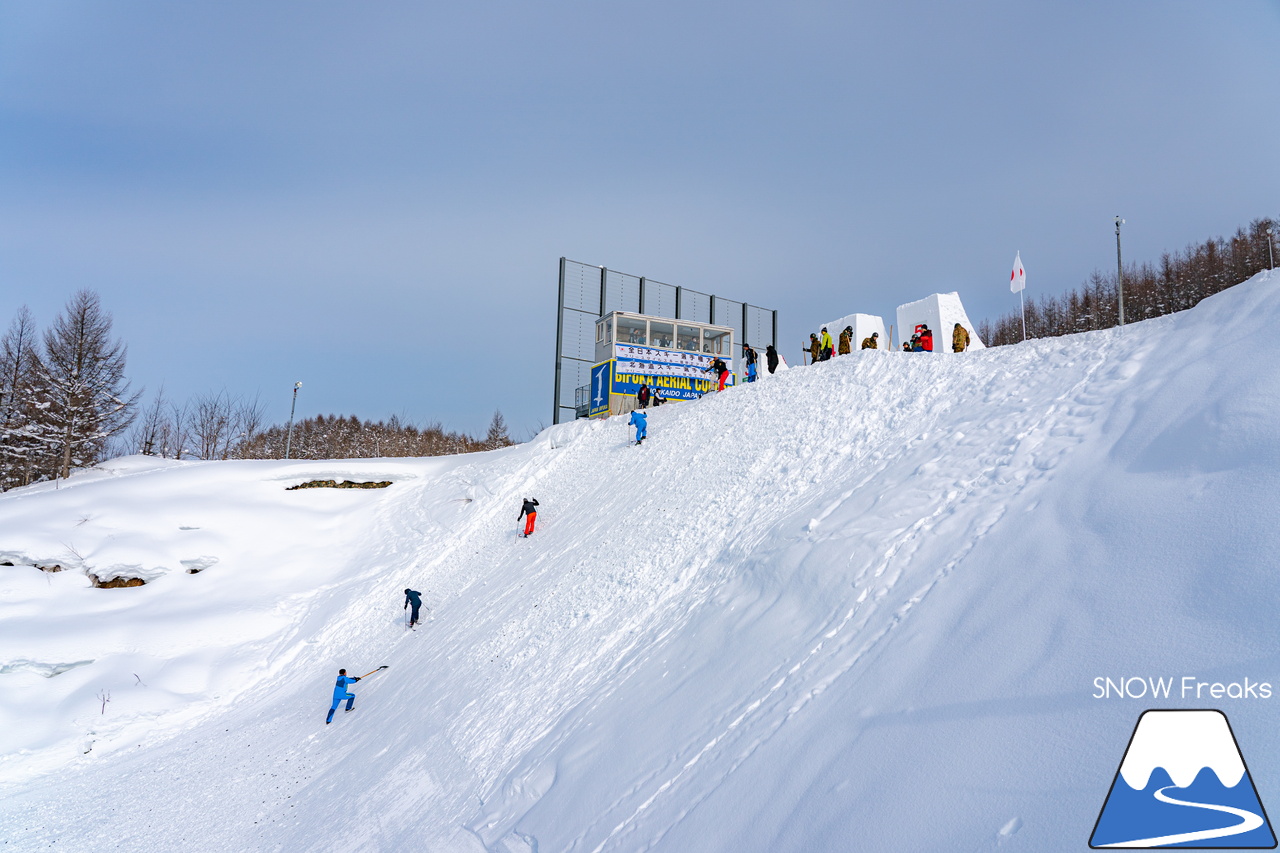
[{"xmin": 568, "ymin": 335, "xmax": 1156, "ymax": 851}]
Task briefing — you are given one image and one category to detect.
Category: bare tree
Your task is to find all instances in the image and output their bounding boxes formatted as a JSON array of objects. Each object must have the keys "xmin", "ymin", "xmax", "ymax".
[
  {"xmin": 166, "ymin": 399, "xmax": 191, "ymax": 459},
  {"xmin": 189, "ymin": 390, "xmax": 235, "ymax": 461},
  {"xmin": 130, "ymin": 386, "xmax": 171, "ymax": 457},
  {"xmin": 117, "ymin": 387, "xmax": 189, "ymax": 460},
  {"xmin": 233, "ymin": 394, "xmax": 267, "ymax": 452}
]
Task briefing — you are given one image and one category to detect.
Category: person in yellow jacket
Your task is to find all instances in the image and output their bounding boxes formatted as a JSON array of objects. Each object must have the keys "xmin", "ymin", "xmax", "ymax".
[
  {"xmin": 952, "ymin": 323, "xmax": 971, "ymax": 353},
  {"xmin": 837, "ymin": 326, "xmax": 852, "ymax": 355},
  {"xmin": 860, "ymin": 332, "xmax": 879, "ymax": 350},
  {"xmin": 819, "ymin": 327, "xmax": 834, "ymax": 361},
  {"xmin": 809, "ymin": 333, "xmax": 821, "ymax": 364}
]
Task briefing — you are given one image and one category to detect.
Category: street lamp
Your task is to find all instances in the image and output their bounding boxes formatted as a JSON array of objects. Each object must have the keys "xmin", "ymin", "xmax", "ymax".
[
  {"xmin": 1115, "ymin": 216, "xmax": 1126, "ymax": 326},
  {"xmin": 1268, "ymin": 222, "xmax": 1276, "ymax": 271},
  {"xmin": 285, "ymin": 381, "xmax": 302, "ymax": 460}
]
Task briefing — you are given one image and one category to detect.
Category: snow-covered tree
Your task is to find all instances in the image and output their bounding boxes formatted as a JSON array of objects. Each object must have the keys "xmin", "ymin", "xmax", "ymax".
[
  {"xmin": 36, "ymin": 290, "xmax": 139, "ymax": 479},
  {"xmin": 0, "ymin": 307, "xmax": 47, "ymax": 489}
]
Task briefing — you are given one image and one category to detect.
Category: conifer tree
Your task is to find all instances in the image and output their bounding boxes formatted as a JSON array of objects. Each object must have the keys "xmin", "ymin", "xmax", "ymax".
[
  {"xmin": 484, "ymin": 410, "xmax": 513, "ymax": 449},
  {"xmin": 0, "ymin": 307, "xmax": 46, "ymax": 488},
  {"xmin": 36, "ymin": 290, "xmax": 139, "ymax": 479}
]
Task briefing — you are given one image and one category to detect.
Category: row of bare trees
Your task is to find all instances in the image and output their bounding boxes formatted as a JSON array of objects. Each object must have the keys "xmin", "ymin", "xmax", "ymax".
[
  {"xmin": 121, "ymin": 398, "xmax": 514, "ymax": 464},
  {"xmin": 233, "ymin": 411, "xmax": 512, "ymax": 461},
  {"xmin": 977, "ymin": 218, "xmax": 1276, "ymax": 345},
  {"xmin": 1, "ymin": 291, "xmax": 517, "ymax": 491},
  {"xmin": 124, "ymin": 388, "xmax": 269, "ymax": 461},
  {"xmin": 119, "ymin": 401, "xmax": 514, "ymax": 463}
]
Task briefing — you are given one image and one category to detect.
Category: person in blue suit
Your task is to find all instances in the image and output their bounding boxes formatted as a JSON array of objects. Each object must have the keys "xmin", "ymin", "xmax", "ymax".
[
  {"xmin": 326, "ymin": 668, "xmax": 360, "ymax": 724},
  {"xmin": 628, "ymin": 409, "xmax": 647, "ymax": 445}
]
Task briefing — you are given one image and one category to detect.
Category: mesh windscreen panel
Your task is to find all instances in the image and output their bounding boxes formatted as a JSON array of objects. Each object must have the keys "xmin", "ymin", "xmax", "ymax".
[
  {"xmin": 744, "ymin": 305, "xmax": 774, "ymax": 350},
  {"xmin": 679, "ymin": 289, "xmax": 711, "ymax": 323},
  {"xmin": 558, "ymin": 308, "xmax": 597, "ymax": 362},
  {"xmin": 643, "ymin": 280, "xmax": 677, "ymax": 318},
  {"xmin": 558, "ymin": 360, "xmax": 592, "ymax": 410},
  {"xmin": 603, "ymin": 270, "xmax": 642, "ymax": 314},
  {"xmin": 561, "ymin": 260, "xmax": 601, "ymax": 313},
  {"xmin": 712, "ymin": 297, "xmax": 744, "ymax": 342}
]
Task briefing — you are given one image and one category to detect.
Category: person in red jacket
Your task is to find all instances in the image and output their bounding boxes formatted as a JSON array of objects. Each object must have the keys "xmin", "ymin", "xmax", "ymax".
[{"xmin": 916, "ymin": 324, "xmax": 934, "ymax": 352}]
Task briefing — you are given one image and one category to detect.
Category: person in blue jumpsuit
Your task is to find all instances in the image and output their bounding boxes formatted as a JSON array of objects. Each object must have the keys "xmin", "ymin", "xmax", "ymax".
[
  {"xmin": 326, "ymin": 668, "xmax": 361, "ymax": 724},
  {"xmin": 404, "ymin": 588, "xmax": 422, "ymax": 627},
  {"xmin": 628, "ymin": 409, "xmax": 647, "ymax": 444},
  {"xmin": 743, "ymin": 344, "xmax": 758, "ymax": 382}
]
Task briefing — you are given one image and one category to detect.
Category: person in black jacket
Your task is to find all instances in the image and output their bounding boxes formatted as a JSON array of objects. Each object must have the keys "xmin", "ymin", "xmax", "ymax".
[
  {"xmin": 704, "ymin": 358, "xmax": 729, "ymax": 391},
  {"xmin": 766, "ymin": 344, "xmax": 779, "ymax": 374},
  {"xmin": 519, "ymin": 497, "xmax": 540, "ymax": 537},
  {"xmin": 637, "ymin": 383, "xmax": 651, "ymax": 409},
  {"xmin": 404, "ymin": 588, "xmax": 423, "ymax": 627}
]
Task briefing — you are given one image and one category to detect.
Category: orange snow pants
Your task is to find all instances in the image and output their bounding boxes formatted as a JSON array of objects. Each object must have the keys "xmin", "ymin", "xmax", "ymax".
[{"xmin": 524, "ymin": 512, "xmax": 537, "ymax": 536}]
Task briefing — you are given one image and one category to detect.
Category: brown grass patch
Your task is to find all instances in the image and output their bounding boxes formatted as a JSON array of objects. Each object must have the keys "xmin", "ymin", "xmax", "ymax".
[{"xmin": 286, "ymin": 479, "xmax": 392, "ymax": 491}]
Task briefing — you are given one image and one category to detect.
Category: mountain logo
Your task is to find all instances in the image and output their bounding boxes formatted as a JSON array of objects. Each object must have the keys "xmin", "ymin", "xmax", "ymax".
[{"xmin": 1090, "ymin": 709, "xmax": 1276, "ymax": 848}]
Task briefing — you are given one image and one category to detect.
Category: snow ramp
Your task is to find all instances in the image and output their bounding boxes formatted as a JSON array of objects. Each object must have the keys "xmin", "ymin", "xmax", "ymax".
[{"xmin": 1, "ymin": 271, "xmax": 1279, "ymax": 851}]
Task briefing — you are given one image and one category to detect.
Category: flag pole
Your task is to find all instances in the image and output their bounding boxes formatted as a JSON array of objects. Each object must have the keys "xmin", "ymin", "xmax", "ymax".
[{"xmin": 1011, "ymin": 251, "xmax": 1027, "ymax": 341}]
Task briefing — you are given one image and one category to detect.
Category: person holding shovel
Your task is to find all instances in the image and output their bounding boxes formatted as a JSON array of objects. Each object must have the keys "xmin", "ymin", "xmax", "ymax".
[
  {"xmin": 326, "ymin": 669, "xmax": 361, "ymax": 724},
  {"xmin": 325, "ymin": 665, "xmax": 387, "ymax": 724}
]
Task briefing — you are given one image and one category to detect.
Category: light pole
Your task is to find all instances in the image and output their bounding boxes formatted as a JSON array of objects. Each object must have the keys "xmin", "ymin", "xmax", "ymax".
[
  {"xmin": 1115, "ymin": 216, "xmax": 1126, "ymax": 326},
  {"xmin": 285, "ymin": 381, "xmax": 302, "ymax": 459},
  {"xmin": 1268, "ymin": 223, "xmax": 1276, "ymax": 271}
]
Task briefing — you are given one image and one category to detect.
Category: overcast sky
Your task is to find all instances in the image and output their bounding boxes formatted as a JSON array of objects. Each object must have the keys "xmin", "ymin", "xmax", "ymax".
[{"xmin": 2, "ymin": 1, "xmax": 1278, "ymax": 439}]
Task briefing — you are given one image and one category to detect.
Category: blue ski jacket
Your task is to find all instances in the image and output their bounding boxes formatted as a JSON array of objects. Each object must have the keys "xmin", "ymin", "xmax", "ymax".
[
  {"xmin": 404, "ymin": 589, "xmax": 422, "ymax": 609},
  {"xmin": 629, "ymin": 410, "xmax": 647, "ymax": 439},
  {"xmin": 332, "ymin": 674, "xmax": 359, "ymax": 702}
]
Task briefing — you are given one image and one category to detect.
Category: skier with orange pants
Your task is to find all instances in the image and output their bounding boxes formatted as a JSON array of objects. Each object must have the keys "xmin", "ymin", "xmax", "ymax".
[{"xmin": 519, "ymin": 497, "xmax": 539, "ymax": 537}]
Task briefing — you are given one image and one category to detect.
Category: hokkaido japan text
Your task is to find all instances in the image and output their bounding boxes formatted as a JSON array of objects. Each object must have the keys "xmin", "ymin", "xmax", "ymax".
[{"xmin": 1092, "ymin": 676, "xmax": 1272, "ymax": 700}]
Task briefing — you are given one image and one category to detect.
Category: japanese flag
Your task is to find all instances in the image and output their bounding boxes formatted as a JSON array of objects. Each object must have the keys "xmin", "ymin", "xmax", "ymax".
[{"xmin": 1010, "ymin": 252, "xmax": 1026, "ymax": 293}]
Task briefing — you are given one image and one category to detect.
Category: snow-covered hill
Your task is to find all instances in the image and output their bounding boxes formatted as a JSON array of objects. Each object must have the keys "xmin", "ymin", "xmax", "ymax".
[{"xmin": 3, "ymin": 271, "xmax": 1279, "ymax": 851}]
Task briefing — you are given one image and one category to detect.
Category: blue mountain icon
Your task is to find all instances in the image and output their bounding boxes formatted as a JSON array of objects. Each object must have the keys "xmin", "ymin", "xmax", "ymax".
[{"xmin": 1091, "ymin": 710, "xmax": 1276, "ymax": 848}]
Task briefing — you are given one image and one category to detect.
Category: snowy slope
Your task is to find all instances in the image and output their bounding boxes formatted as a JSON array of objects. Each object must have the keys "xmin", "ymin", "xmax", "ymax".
[{"xmin": 2, "ymin": 270, "xmax": 1279, "ymax": 852}]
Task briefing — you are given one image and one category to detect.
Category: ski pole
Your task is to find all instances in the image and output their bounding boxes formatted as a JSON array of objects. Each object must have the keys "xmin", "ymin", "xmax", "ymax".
[{"xmin": 358, "ymin": 665, "xmax": 389, "ymax": 679}]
